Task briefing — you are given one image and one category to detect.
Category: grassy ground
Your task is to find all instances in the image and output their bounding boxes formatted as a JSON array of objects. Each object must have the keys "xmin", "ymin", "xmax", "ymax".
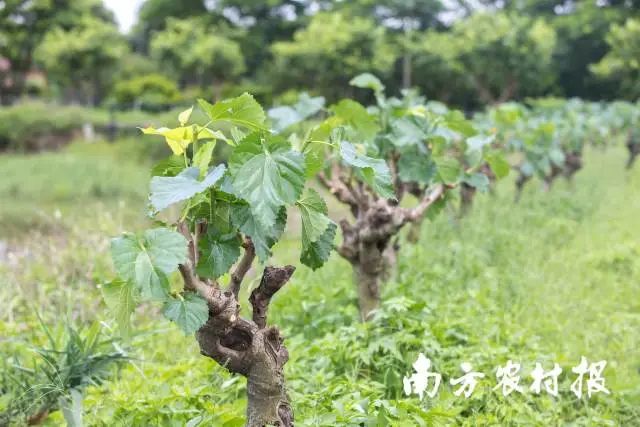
[{"xmin": 0, "ymin": 140, "xmax": 638, "ymax": 426}]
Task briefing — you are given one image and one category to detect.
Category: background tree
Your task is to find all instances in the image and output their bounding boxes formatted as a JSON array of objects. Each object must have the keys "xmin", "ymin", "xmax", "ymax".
[
  {"xmin": 33, "ymin": 15, "xmax": 127, "ymax": 105},
  {"xmin": 0, "ymin": 0, "xmax": 114, "ymax": 102},
  {"xmin": 150, "ymin": 17, "xmax": 245, "ymax": 100},
  {"xmin": 452, "ymin": 13, "xmax": 557, "ymax": 105},
  {"xmin": 271, "ymin": 12, "xmax": 395, "ymax": 102},
  {"xmin": 592, "ymin": 18, "xmax": 640, "ymax": 100}
]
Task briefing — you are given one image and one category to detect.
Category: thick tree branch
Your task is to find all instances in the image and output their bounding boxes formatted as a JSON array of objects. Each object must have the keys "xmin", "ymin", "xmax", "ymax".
[
  {"xmin": 318, "ymin": 164, "xmax": 360, "ymax": 216},
  {"xmin": 228, "ymin": 237, "xmax": 255, "ymax": 297},
  {"xmin": 400, "ymin": 183, "xmax": 446, "ymax": 225},
  {"xmin": 249, "ymin": 266, "xmax": 295, "ymax": 329}
]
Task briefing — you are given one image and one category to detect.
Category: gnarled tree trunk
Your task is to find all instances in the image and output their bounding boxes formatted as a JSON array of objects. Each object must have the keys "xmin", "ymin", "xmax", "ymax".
[
  {"xmin": 177, "ymin": 223, "xmax": 295, "ymax": 427},
  {"xmin": 333, "ymin": 187, "xmax": 445, "ymax": 320}
]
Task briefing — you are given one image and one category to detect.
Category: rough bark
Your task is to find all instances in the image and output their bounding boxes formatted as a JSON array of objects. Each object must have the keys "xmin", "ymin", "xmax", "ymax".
[{"xmin": 177, "ymin": 223, "xmax": 294, "ymax": 427}]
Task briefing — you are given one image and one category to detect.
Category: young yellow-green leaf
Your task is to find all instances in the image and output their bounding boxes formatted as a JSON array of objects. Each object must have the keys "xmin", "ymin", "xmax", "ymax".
[
  {"xmin": 485, "ymin": 151, "xmax": 511, "ymax": 179},
  {"xmin": 162, "ymin": 293, "xmax": 209, "ymax": 335},
  {"xmin": 339, "ymin": 141, "xmax": 395, "ymax": 199},
  {"xmin": 297, "ymin": 189, "xmax": 332, "ymax": 244},
  {"xmin": 178, "ymin": 106, "xmax": 193, "ymax": 126},
  {"xmin": 196, "ymin": 231, "xmax": 241, "ymax": 279},
  {"xmin": 229, "ymin": 133, "xmax": 305, "ymax": 228},
  {"xmin": 101, "ymin": 279, "xmax": 137, "ymax": 338},
  {"xmin": 111, "ymin": 228, "xmax": 187, "ymax": 300},
  {"xmin": 150, "ymin": 165, "xmax": 226, "ymax": 212},
  {"xmin": 198, "ymin": 93, "xmax": 267, "ymax": 131},
  {"xmin": 140, "ymin": 125, "xmax": 222, "ymax": 155}
]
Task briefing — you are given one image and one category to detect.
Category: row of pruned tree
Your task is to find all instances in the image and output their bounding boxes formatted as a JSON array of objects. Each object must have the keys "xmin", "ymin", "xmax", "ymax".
[{"xmin": 102, "ymin": 77, "xmax": 638, "ymax": 426}]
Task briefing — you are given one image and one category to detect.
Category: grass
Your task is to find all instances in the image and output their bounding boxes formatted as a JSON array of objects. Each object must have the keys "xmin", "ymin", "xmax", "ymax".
[{"xmin": 0, "ymin": 141, "xmax": 638, "ymax": 425}]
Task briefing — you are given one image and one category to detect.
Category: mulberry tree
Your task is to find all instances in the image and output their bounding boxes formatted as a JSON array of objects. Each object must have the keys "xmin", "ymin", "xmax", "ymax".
[{"xmin": 104, "ymin": 94, "xmax": 337, "ymax": 426}]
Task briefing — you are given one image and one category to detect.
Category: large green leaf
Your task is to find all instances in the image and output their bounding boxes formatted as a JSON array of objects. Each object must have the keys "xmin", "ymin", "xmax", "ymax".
[
  {"xmin": 297, "ymin": 189, "xmax": 333, "ymax": 244},
  {"xmin": 162, "ymin": 293, "xmax": 209, "ymax": 335},
  {"xmin": 398, "ymin": 148, "xmax": 437, "ymax": 184},
  {"xmin": 391, "ymin": 117, "xmax": 427, "ymax": 148},
  {"xmin": 229, "ymin": 133, "xmax": 305, "ymax": 228},
  {"xmin": 231, "ymin": 203, "xmax": 286, "ymax": 262},
  {"xmin": 301, "ymin": 222, "xmax": 336, "ymax": 270},
  {"xmin": 434, "ymin": 157, "xmax": 462, "ymax": 185},
  {"xmin": 101, "ymin": 279, "xmax": 137, "ymax": 338},
  {"xmin": 198, "ymin": 93, "xmax": 266, "ymax": 131},
  {"xmin": 196, "ymin": 230, "xmax": 241, "ymax": 279},
  {"xmin": 111, "ymin": 228, "xmax": 187, "ymax": 300},
  {"xmin": 150, "ymin": 165, "xmax": 226, "ymax": 212},
  {"xmin": 339, "ymin": 141, "xmax": 395, "ymax": 199},
  {"xmin": 296, "ymin": 162, "xmax": 335, "ymax": 270}
]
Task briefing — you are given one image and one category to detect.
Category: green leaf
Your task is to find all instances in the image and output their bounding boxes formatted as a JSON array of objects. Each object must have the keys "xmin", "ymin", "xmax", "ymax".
[
  {"xmin": 434, "ymin": 157, "xmax": 462, "ymax": 185},
  {"xmin": 463, "ymin": 173, "xmax": 490, "ymax": 192},
  {"xmin": 197, "ymin": 93, "xmax": 266, "ymax": 131},
  {"xmin": 268, "ymin": 93, "xmax": 325, "ymax": 132},
  {"xmin": 466, "ymin": 134, "xmax": 494, "ymax": 153},
  {"xmin": 349, "ymin": 73, "xmax": 385, "ymax": 93},
  {"xmin": 163, "ymin": 293, "xmax": 209, "ymax": 335},
  {"xmin": 150, "ymin": 165, "xmax": 226, "ymax": 212},
  {"xmin": 485, "ymin": 152, "xmax": 510, "ymax": 179},
  {"xmin": 297, "ymin": 189, "xmax": 333, "ymax": 244},
  {"xmin": 331, "ymin": 99, "xmax": 379, "ymax": 141},
  {"xmin": 140, "ymin": 125, "xmax": 221, "ymax": 155},
  {"xmin": 196, "ymin": 231, "xmax": 241, "ymax": 279},
  {"xmin": 397, "ymin": 148, "xmax": 437, "ymax": 184},
  {"xmin": 151, "ymin": 155, "xmax": 185, "ymax": 177},
  {"xmin": 231, "ymin": 203, "xmax": 286, "ymax": 261},
  {"xmin": 101, "ymin": 279, "xmax": 137, "ymax": 338},
  {"xmin": 111, "ymin": 228, "xmax": 188, "ymax": 300},
  {"xmin": 193, "ymin": 140, "xmax": 217, "ymax": 176},
  {"xmin": 339, "ymin": 141, "xmax": 395, "ymax": 199},
  {"xmin": 301, "ymin": 222, "xmax": 336, "ymax": 270},
  {"xmin": 229, "ymin": 133, "xmax": 305, "ymax": 228},
  {"xmin": 443, "ymin": 111, "xmax": 477, "ymax": 137},
  {"xmin": 391, "ymin": 117, "xmax": 427, "ymax": 147}
]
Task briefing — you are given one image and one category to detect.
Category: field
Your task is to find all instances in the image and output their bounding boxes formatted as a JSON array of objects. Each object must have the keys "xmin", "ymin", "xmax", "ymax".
[{"xmin": 1, "ymin": 138, "xmax": 638, "ymax": 426}]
